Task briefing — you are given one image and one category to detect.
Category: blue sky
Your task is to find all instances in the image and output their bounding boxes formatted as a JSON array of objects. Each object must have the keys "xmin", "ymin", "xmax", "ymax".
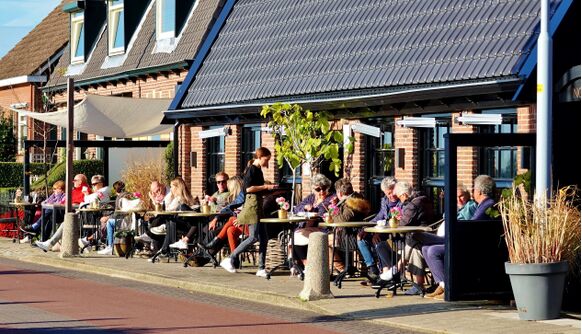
[{"xmin": 0, "ymin": 0, "xmax": 61, "ymax": 59}]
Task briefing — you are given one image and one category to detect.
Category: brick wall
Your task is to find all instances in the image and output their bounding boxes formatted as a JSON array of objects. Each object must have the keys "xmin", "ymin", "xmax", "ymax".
[
  {"xmin": 260, "ymin": 124, "xmax": 278, "ymax": 184},
  {"xmin": 517, "ymin": 105, "xmax": 535, "ymax": 175},
  {"xmin": 224, "ymin": 125, "xmax": 241, "ymax": 178},
  {"xmin": 451, "ymin": 112, "xmax": 479, "ymax": 190},
  {"xmin": 179, "ymin": 124, "xmax": 191, "ymax": 185},
  {"xmin": 394, "ymin": 120, "xmax": 420, "ymax": 188},
  {"xmin": 344, "ymin": 120, "xmax": 366, "ymax": 194},
  {"xmin": 189, "ymin": 126, "xmax": 205, "ymax": 197}
]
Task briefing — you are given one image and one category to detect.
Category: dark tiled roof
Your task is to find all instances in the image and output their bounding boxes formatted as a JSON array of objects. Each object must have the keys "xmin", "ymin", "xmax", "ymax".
[
  {"xmin": 180, "ymin": 0, "xmax": 552, "ymax": 109},
  {"xmin": 0, "ymin": 1, "xmax": 69, "ymax": 80},
  {"xmin": 46, "ymin": 0, "xmax": 222, "ymax": 88}
]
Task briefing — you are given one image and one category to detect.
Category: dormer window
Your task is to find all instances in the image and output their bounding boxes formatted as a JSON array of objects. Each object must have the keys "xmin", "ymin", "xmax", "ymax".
[
  {"xmin": 70, "ymin": 11, "xmax": 85, "ymax": 63},
  {"xmin": 157, "ymin": 0, "xmax": 176, "ymax": 39},
  {"xmin": 108, "ymin": 0, "xmax": 125, "ymax": 55}
]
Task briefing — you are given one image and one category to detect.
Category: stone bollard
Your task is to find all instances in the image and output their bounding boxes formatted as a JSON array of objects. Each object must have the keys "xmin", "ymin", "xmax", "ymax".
[
  {"xmin": 60, "ymin": 213, "xmax": 80, "ymax": 258},
  {"xmin": 299, "ymin": 231, "xmax": 334, "ymax": 301}
]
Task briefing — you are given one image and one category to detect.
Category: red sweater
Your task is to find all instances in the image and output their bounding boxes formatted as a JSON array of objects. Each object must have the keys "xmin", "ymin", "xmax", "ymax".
[{"xmin": 71, "ymin": 183, "xmax": 91, "ymax": 204}]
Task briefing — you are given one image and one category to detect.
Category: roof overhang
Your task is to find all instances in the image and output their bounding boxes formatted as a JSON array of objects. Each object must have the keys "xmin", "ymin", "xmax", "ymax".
[
  {"xmin": 163, "ymin": 77, "xmax": 523, "ymax": 125},
  {"xmin": 0, "ymin": 76, "xmax": 47, "ymax": 88}
]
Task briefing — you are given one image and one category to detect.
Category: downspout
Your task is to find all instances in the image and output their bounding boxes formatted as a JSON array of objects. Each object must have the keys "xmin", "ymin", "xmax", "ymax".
[{"xmin": 173, "ymin": 121, "xmax": 180, "ymax": 178}]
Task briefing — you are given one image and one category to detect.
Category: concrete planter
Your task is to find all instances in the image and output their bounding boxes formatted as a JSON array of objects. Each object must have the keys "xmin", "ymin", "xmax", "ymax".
[{"xmin": 505, "ymin": 261, "xmax": 568, "ymax": 320}]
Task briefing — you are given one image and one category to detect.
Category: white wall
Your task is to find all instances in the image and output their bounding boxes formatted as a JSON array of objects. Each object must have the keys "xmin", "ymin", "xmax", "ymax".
[{"xmin": 108, "ymin": 147, "xmax": 165, "ymax": 184}]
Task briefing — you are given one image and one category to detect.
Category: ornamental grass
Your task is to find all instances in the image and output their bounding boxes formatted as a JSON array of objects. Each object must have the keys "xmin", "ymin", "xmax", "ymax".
[
  {"xmin": 499, "ymin": 185, "xmax": 581, "ymax": 265},
  {"xmin": 121, "ymin": 156, "xmax": 165, "ymax": 211}
]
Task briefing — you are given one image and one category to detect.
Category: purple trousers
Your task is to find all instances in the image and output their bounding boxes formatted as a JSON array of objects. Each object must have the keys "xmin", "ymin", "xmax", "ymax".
[{"xmin": 422, "ymin": 244, "xmax": 445, "ymax": 283}]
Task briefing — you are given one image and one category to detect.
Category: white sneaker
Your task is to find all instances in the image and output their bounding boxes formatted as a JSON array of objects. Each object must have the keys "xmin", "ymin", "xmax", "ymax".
[
  {"xmin": 35, "ymin": 240, "xmax": 51, "ymax": 252},
  {"xmin": 169, "ymin": 240, "xmax": 188, "ymax": 250},
  {"xmin": 78, "ymin": 237, "xmax": 90, "ymax": 249},
  {"xmin": 150, "ymin": 224, "xmax": 167, "ymax": 235},
  {"xmin": 380, "ymin": 270, "xmax": 393, "ymax": 281},
  {"xmin": 256, "ymin": 269, "xmax": 268, "ymax": 278},
  {"xmin": 220, "ymin": 258, "xmax": 237, "ymax": 273},
  {"xmin": 20, "ymin": 235, "xmax": 30, "ymax": 244},
  {"xmin": 97, "ymin": 246, "xmax": 113, "ymax": 255}
]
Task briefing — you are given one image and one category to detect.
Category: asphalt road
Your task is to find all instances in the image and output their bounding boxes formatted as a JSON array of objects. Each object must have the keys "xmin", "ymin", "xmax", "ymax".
[{"xmin": 0, "ymin": 257, "xmax": 418, "ymax": 333}]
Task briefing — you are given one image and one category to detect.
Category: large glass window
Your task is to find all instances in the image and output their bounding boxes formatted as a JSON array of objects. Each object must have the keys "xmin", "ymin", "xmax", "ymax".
[
  {"xmin": 70, "ymin": 11, "xmax": 85, "ymax": 63},
  {"xmin": 241, "ymin": 124, "xmax": 261, "ymax": 173},
  {"xmin": 480, "ymin": 110, "xmax": 518, "ymax": 188},
  {"xmin": 157, "ymin": 0, "xmax": 175, "ymax": 39},
  {"xmin": 108, "ymin": 0, "xmax": 125, "ymax": 55},
  {"xmin": 365, "ymin": 120, "xmax": 395, "ymax": 212},
  {"xmin": 205, "ymin": 127, "xmax": 225, "ymax": 195}
]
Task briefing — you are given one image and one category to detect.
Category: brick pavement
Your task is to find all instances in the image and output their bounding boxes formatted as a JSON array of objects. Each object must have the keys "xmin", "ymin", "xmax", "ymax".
[{"xmin": 0, "ymin": 238, "xmax": 579, "ymax": 334}]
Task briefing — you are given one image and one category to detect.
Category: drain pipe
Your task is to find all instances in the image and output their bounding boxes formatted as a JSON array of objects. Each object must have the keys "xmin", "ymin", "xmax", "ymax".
[{"xmin": 536, "ymin": 0, "xmax": 553, "ymax": 202}]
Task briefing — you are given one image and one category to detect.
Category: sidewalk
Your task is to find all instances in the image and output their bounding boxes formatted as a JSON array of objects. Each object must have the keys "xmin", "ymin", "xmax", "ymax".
[{"xmin": 0, "ymin": 238, "xmax": 579, "ymax": 334}]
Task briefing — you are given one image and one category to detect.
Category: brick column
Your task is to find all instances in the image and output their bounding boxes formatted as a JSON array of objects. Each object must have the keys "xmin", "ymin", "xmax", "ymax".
[
  {"xmin": 451, "ymin": 112, "xmax": 478, "ymax": 190},
  {"xmin": 517, "ymin": 105, "xmax": 536, "ymax": 175},
  {"xmin": 179, "ymin": 125, "xmax": 191, "ymax": 186},
  {"xmin": 260, "ymin": 125, "xmax": 278, "ymax": 184},
  {"xmin": 189, "ymin": 126, "xmax": 205, "ymax": 197},
  {"xmin": 394, "ymin": 120, "xmax": 420, "ymax": 188},
  {"xmin": 224, "ymin": 124, "xmax": 241, "ymax": 178},
  {"xmin": 343, "ymin": 120, "xmax": 365, "ymax": 194}
]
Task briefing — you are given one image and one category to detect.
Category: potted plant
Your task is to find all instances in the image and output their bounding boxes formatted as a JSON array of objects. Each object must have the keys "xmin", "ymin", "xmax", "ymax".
[
  {"xmin": 275, "ymin": 197, "xmax": 290, "ymax": 219},
  {"xmin": 113, "ymin": 229, "xmax": 136, "ymax": 257},
  {"xmin": 499, "ymin": 185, "xmax": 580, "ymax": 320}
]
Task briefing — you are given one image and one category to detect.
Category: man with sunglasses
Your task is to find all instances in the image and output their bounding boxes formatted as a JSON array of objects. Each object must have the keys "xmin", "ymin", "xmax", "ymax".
[
  {"xmin": 208, "ymin": 172, "xmax": 230, "ymax": 213},
  {"xmin": 81, "ymin": 175, "xmax": 111, "ymax": 207}
]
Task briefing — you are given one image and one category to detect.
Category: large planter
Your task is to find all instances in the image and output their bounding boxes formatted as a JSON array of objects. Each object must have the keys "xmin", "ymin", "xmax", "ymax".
[
  {"xmin": 114, "ymin": 236, "xmax": 133, "ymax": 257},
  {"xmin": 505, "ymin": 261, "xmax": 568, "ymax": 320}
]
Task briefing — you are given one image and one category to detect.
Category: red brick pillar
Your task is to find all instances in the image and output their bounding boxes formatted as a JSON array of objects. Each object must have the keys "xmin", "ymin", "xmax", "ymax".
[
  {"xmin": 224, "ymin": 124, "xmax": 241, "ymax": 178},
  {"xmin": 260, "ymin": 125, "xmax": 279, "ymax": 184},
  {"xmin": 342, "ymin": 120, "xmax": 366, "ymax": 194},
  {"xmin": 189, "ymin": 126, "xmax": 205, "ymax": 197},
  {"xmin": 394, "ymin": 121, "xmax": 420, "ymax": 188},
  {"xmin": 517, "ymin": 106, "xmax": 536, "ymax": 175},
  {"xmin": 179, "ymin": 125, "xmax": 191, "ymax": 186},
  {"xmin": 451, "ymin": 112, "xmax": 478, "ymax": 190}
]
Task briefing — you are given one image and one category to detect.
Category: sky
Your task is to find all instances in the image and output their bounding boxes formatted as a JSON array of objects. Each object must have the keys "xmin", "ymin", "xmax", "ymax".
[{"xmin": 0, "ymin": 0, "xmax": 61, "ymax": 59}]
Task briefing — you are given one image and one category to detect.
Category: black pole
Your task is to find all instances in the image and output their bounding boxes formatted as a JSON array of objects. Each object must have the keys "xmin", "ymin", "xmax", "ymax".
[
  {"xmin": 173, "ymin": 121, "xmax": 179, "ymax": 178},
  {"xmin": 443, "ymin": 133, "xmax": 457, "ymax": 302},
  {"xmin": 103, "ymin": 147, "xmax": 109, "ymax": 184},
  {"xmin": 23, "ymin": 145, "xmax": 30, "ymax": 196}
]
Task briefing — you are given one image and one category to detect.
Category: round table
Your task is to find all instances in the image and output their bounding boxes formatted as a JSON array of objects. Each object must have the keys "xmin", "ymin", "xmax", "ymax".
[
  {"xmin": 320, "ymin": 221, "xmax": 377, "ymax": 288},
  {"xmin": 363, "ymin": 225, "xmax": 432, "ymax": 298},
  {"xmin": 259, "ymin": 216, "xmax": 308, "ymax": 279}
]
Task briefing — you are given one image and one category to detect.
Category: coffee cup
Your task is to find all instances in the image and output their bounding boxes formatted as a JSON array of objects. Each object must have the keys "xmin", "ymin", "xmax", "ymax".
[{"xmin": 376, "ymin": 219, "xmax": 387, "ymax": 228}]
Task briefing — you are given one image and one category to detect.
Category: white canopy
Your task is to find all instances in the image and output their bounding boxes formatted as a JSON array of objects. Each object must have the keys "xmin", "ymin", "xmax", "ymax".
[{"xmin": 13, "ymin": 94, "xmax": 173, "ymax": 138}]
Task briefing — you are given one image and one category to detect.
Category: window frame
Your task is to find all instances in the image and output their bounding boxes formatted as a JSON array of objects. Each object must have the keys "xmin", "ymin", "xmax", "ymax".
[
  {"xmin": 205, "ymin": 127, "xmax": 226, "ymax": 195},
  {"xmin": 108, "ymin": 0, "xmax": 125, "ymax": 55},
  {"xmin": 156, "ymin": 0, "xmax": 176, "ymax": 40},
  {"xmin": 70, "ymin": 11, "xmax": 85, "ymax": 64},
  {"xmin": 240, "ymin": 124, "xmax": 261, "ymax": 173},
  {"xmin": 479, "ymin": 110, "xmax": 519, "ymax": 188}
]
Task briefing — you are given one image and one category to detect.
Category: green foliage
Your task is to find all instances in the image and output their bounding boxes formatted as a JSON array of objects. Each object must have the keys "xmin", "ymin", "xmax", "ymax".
[
  {"xmin": 501, "ymin": 171, "xmax": 532, "ymax": 199},
  {"xmin": 260, "ymin": 103, "xmax": 349, "ymax": 176},
  {"xmin": 114, "ymin": 229, "xmax": 136, "ymax": 238},
  {"xmin": 31, "ymin": 160, "xmax": 104, "ymax": 190},
  {"xmin": 0, "ymin": 162, "xmax": 49, "ymax": 187},
  {"xmin": 0, "ymin": 117, "xmax": 16, "ymax": 162},
  {"xmin": 164, "ymin": 141, "xmax": 175, "ymax": 183}
]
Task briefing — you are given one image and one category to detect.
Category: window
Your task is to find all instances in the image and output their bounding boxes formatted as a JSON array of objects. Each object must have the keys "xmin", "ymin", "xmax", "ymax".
[
  {"xmin": 420, "ymin": 120, "xmax": 450, "ymax": 217},
  {"xmin": 205, "ymin": 127, "xmax": 225, "ymax": 195},
  {"xmin": 70, "ymin": 11, "xmax": 85, "ymax": 63},
  {"xmin": 157, "ymin": 0, "xmax": 176, "ymax": 39},
  {"xmin": 241, "ymin": 125, "xmax": 261, "ymax": 172},
  {"xmin": 365, "ymin": 120, "xmax": 395, "ymax": 212},
  {"xmin": 108, "ymin": 0, "xmax": 125, "ymax": 55},
  {"xmin": 480, "ymin": 111, "xmax": 518, "ymax": 187}
]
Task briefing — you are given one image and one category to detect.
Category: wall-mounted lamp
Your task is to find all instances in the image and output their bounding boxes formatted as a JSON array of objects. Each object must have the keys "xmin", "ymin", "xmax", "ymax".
[
  {"xmin": 10, "ymin": 102, "xmax": 28, "ymax": 109},
  {"xmin": 396, "ymin": 116, "xmax": 436, "ymax": 128},
  {"xmin": 199, "ymin": 126, "xmax": 230, "ymax": 139},
  {"xmin": 350, "ymin": 123, "xmax": 381, "ymax": 138},
  {"xmin": 456, "ymin": 112, "xmax": 502, "ymax": 125}
]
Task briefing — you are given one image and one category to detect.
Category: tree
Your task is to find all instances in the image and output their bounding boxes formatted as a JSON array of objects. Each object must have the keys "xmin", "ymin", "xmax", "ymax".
[
  {"xmin": 0, "ymin": 116, "xmax": 16, "ymax": 161},
  {"xmin": 260, "ymin": 103, "xmax": 353, "ymax": 210}
]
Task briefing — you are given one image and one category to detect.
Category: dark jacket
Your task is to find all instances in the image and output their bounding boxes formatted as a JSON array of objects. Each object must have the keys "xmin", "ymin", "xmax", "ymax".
[
  {"xmin": 332, "ymin": 193, "xmax": 371, "ymax": 223},
  {"xmin": 400, "ymin": 192, "xmax": 434, "ymax": 226}
]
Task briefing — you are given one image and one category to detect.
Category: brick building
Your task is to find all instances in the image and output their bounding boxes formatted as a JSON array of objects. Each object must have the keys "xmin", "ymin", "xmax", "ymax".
[
  {"xmin": 165, "ymin": 0, "xmax": 580, "ymax": 211},
  {"xmin": 0, "ymin": 1, "xmax": 69, "ymax": 162}
]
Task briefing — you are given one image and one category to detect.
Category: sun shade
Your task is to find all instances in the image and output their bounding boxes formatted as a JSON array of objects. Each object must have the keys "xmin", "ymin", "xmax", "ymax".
[{"xmin": 13, "ymin": 94, "xmax": 172, "ymax": 138}]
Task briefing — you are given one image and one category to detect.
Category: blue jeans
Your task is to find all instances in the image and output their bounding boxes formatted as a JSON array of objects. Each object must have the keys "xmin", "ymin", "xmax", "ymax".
[
  {"xmin": 106, "ymin": 218, "xmax": 116, "ymax": 246},
  {"xmin": 357, "ymin": 239, "xmax": 375, "ymax": 267},
  {"xmin": 230, "ymin": 223, "xmax": 267, "ymax": 270}
]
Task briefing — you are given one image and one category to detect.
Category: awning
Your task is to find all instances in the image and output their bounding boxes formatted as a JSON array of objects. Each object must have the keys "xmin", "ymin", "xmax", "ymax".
[{"xmin": 13, "ymin": 94, "xmax": 173, "ymax": 138}]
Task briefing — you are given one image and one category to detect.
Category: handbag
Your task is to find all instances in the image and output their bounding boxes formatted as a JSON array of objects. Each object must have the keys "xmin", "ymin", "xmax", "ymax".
[{"xmin": 236, "ymin": 194, "xmax": 262, "ymax": 225}]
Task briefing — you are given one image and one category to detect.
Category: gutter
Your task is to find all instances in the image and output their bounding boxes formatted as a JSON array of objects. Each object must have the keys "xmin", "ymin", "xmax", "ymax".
[{"xmin": 0, "ymin": 76, "xmax": 46, "ymax": 88}]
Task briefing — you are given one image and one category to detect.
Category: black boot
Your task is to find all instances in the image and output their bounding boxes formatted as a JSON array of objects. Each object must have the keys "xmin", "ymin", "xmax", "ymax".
[{"xmin": 203, "ymin": 237, "xmax": 220, "ymax": 250}]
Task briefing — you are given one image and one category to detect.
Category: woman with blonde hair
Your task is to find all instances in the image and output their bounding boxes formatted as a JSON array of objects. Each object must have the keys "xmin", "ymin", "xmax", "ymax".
[{"xmin": 165, "ymin": 177, "xmax": 195, "ymax": 211}]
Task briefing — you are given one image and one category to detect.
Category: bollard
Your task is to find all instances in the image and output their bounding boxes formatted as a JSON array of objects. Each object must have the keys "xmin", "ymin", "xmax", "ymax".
[
  {"xmin": 60, "ymin": 213, "xmax": 80, "ymax": 258},
  {"xmin": 299, "ymin": 231, "xmax": 334, "ymax": 301}
]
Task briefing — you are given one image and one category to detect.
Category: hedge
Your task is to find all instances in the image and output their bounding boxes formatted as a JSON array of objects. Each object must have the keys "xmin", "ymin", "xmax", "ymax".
[
  {"xmin": 32, "ymin": 160, "xmax": 104, "ymax": 190},
  {"xmin": 0, "ymin": 162, "xmax": 50, "ymax": 187}
]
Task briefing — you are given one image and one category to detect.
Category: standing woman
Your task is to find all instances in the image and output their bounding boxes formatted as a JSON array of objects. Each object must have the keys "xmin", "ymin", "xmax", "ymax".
[{"xmin": 220, "ymin": 147, "xmax": 277, "ymax": 277}]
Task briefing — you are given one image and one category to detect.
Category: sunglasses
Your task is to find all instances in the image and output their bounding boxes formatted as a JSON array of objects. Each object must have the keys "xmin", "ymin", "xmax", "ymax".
[
  {"xmin": 91, "ymin": 182, "xmax": 101, "ymax": 186},
  {"xmin": 313, "ymin": 187, "xmax": 323, "ymax": 192},
  {"xmin": 216, "ymin": 180, "xmax": 227, "ymax": 184}
]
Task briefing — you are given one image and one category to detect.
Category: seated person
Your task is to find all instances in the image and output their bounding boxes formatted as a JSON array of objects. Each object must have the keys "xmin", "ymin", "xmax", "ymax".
[
  {"xmin": 422, "ymin": 179, "xmax": 489, "ymax": 299},
  {"xmin": 328, "ymin": 178, "xmax": 371, "ymax": 273},
  {"xmin": 207, "ymin": 172, "xmax": 230, "ymax": 213},
  {"xmin": 21, "ymin": 180, "xmax": 66, "ymax": 239},
  {"xmin": 356, "ymin": 176, "xmax": 399, "ymax": 281},
  {"xmin": 148, "ymin": 180, "xmax": 169, "ymax": 207},
  {"xmin": 77, "ymin": 175, "xmax": 112, "ymax": 248},
  {"xmin": 470, "ymin": 175, "xmax": 496, "ymax": 220},
  {"xmin": 291, "ymin": 174, "xmax": 336, "ymax": 273},
  {"xmin": 170, "ymin": 176, "xmax": 243, "ymax": 251},
  {"xmin": 91, "ymin": 181, "xmax": 132, "ymax": 255},
  {"xmin": 375, "ymin": 181, "xmax": 434, "ymax": 294},
  {"xmin": 34, "ymin": 174, "xmax": 91, "ymax": 252}
]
